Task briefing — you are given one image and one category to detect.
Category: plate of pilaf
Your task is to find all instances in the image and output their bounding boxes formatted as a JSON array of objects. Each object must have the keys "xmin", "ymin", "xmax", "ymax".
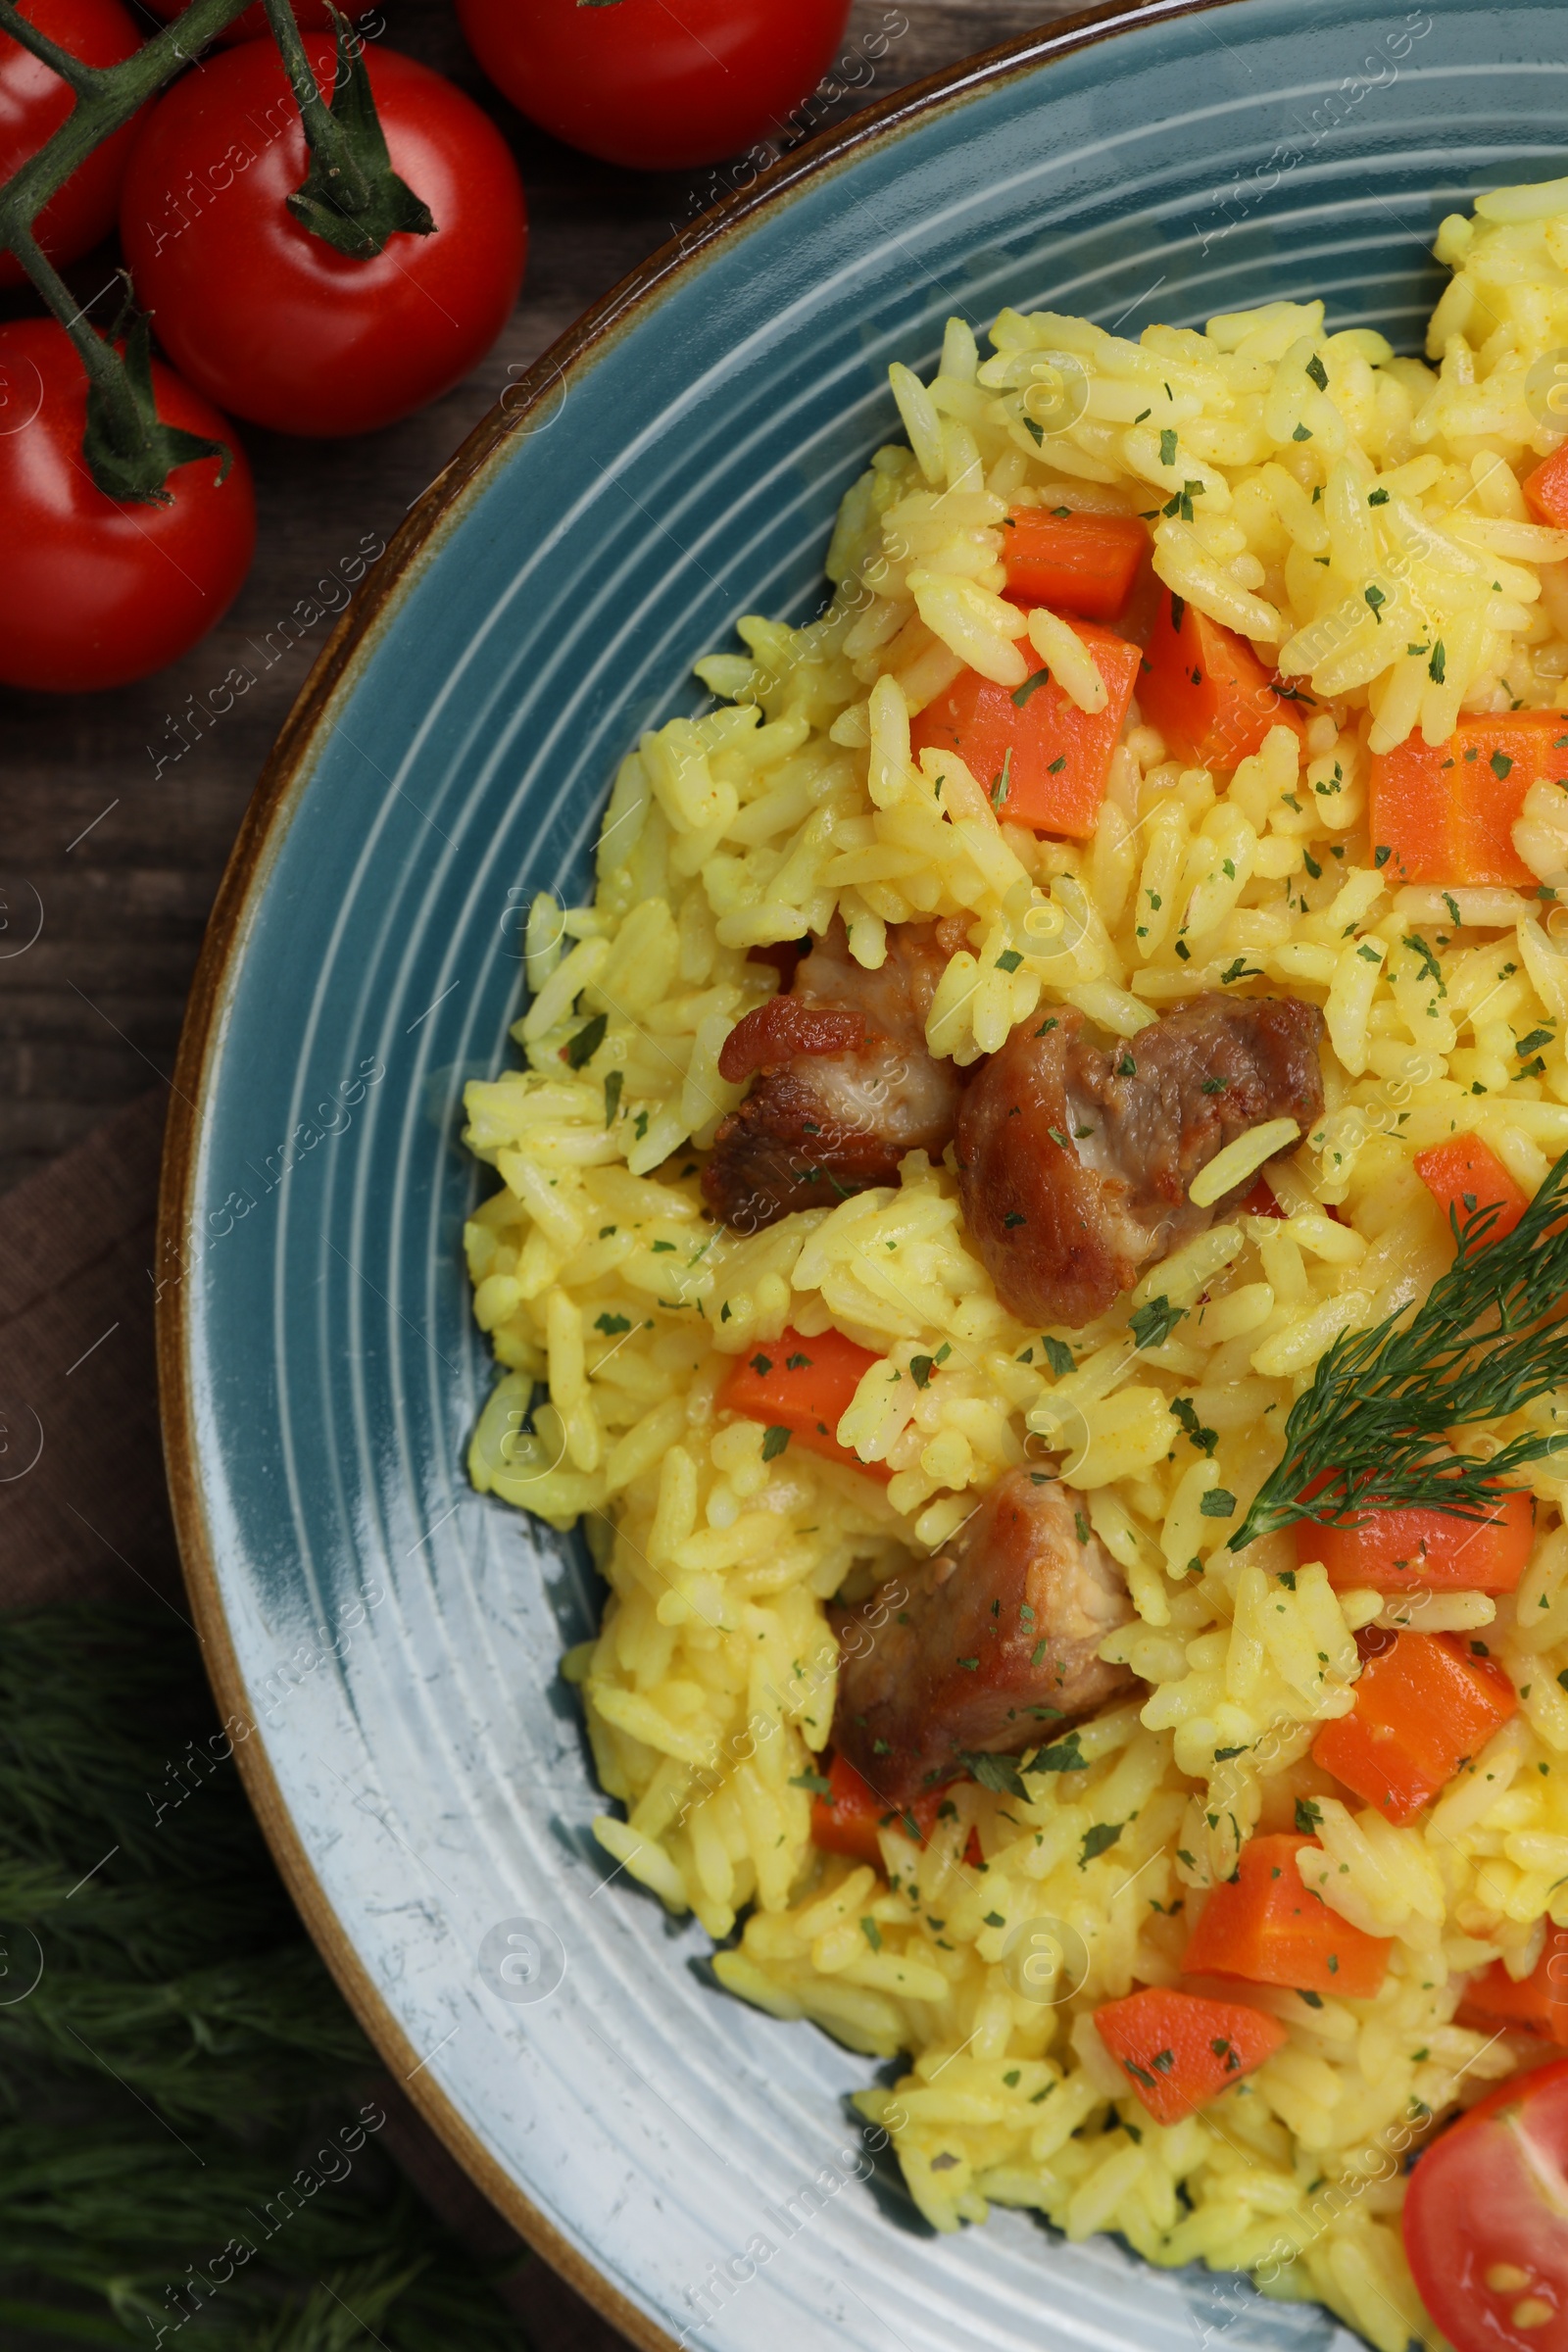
[{"xmin": 162, "ymin": 4, "xmax": 1568, "ymax": 2349}]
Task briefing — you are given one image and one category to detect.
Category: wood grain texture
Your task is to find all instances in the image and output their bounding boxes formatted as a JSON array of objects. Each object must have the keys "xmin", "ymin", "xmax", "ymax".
[{"xmin": 0, "ymin": 0, "xmax": 1079, "ymax": 1192}]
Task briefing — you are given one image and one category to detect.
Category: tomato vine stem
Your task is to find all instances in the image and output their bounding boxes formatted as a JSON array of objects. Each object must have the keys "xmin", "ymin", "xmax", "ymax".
[
  {"xmin": 0, "ymin": 0, "xmax": 431, "ymax": 494},
  {"xmin": 261, "ymin": 0, "xmax": 433, "ymax": 258},
  {"xmin": 0, "ymin": 0, "xmax": 258, "ymax": 492}
]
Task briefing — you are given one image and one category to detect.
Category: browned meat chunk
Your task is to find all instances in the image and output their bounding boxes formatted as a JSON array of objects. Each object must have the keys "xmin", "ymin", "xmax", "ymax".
[
  {"xmin": 829, "ymin": 1469, "xmax": 1133, "ymax": 1804},
  {"xmin": 703, "ymin": 916, "xmax": 964, "ymax": 1235},
  {"xmin": 956, "ymin": 993, "xmax": 1325, "ymax": 1329},
  {"xmin": 719, "ymin": 998, "xmax": 864, "ymax": 1080}
]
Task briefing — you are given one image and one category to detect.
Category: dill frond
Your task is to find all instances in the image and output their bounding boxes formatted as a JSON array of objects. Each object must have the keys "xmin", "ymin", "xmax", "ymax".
[
  {"xmin": 0, "ymin": 1606, "xmax": 526, "ymax": 2349},
  {"xmin": 1232, "ymin": 1151, "xmax": 1568, "ymax": 1550}
]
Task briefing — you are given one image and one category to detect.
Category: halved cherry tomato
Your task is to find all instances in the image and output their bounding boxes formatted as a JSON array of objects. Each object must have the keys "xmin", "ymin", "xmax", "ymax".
[
  {"xmin": 1403, "ymin": 2053, "xmax": 1568, "ymax": 2352},
  {"xmin": 717, "ymin": 1324, "xmax": 890, "ymax": 1479},
  {"xmin": 0, "ymin": 0, "xmax": 143, "ymax": 288}
]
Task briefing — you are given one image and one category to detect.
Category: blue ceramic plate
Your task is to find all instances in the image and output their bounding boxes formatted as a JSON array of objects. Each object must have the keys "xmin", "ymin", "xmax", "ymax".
[{"xmin": 160, "ymin": 2, "xmax": 1568, "ymax": 2342}]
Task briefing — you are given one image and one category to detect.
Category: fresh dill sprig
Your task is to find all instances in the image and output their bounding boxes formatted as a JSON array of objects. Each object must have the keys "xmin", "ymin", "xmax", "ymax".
[
  {"xmin": 1231, "ymin": 1151, "xmax": 1568, "ymax": 1549},
  {"xmin": 0, "ymin": 1606, "xmax": 526, "ymax": 2349}
]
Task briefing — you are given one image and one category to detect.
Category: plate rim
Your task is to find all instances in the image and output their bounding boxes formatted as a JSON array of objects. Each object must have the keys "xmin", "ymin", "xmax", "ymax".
[{"xmin": 154, "ymin": 0, "xmax": 1285, "ymax": 2334}]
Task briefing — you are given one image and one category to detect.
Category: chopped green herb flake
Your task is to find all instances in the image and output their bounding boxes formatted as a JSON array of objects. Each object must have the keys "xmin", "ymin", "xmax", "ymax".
[
  {"xmin": 1130, "ymin": 1296, "xmax": 1186, "ymax": 1349},
  {"xmin": 564, "ymin": 1011, "xmax": 609, "ymax": 1068}
]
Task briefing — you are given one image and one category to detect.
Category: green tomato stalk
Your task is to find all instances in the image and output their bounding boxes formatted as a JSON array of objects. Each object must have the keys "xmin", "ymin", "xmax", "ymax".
[{"xmin": 0, "ymin": 0, "xmax": 433, "ymax": 501}]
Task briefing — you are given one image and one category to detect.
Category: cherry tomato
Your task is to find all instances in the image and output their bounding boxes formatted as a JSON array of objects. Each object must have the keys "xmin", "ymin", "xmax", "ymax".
[
  {"xmin": 136, "ymin": 0, "xmax": 337, "ymax": 49},
  {"xmin": 0, "ymin": 0, "xmax": 143, "ymax": 288},
  {"xmin": 0, "ymin": 319, "xmax": 255, "ymax": 693},
  {"xmin": 120, "ymin": 36, "xmax": 526, "ymax": 437},
  {"xmin": 454, "ymin": 0, "xmax": 853, "ymax": 172},
  {"xmin": 1403, "ymin": 2053, "xmax": 1568, "ymax": 2352}
]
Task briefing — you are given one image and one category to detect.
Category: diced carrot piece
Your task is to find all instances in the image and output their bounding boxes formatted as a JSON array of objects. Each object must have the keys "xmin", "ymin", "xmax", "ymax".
[
  {"xmin": 1456, "ymin": 1928, "xmax": 1568, "ymax": 2046},
  {"xmin": 1094, "ymin": 1986, "xmax": 1287, "ymax": 2125},
  {"xmin": 1368, "ymin": 709, "xmax": 1568, "ymax": 886},
  {"xmin": 1136, "ymin": 590, "xmax": 1306, "ymax": 769},
  {"xmin": 810, "ymin": 1753, "xmax": 980, "ymax": 1867},
  {"xmin": 1311, "ymin": 1632, "xmax": 1518, "ymax": 1824},
  {"xmin": 718, "ymin": 1325, "xmax": 891, "ymax": 1479},
  {"xmin": 1182, "ymin": 1832, "xmax": 1392, "ymax": 1998},
  {"xmin": 1298, "ymin": 1485, "xmax": 1534, "ymax": 1595},
  {"xmin": 1525, "ymin": 444, "xmax": 1568, "ymax": 530},
  {"xmin": 1415, "ymin": 1134, "xmax": 1532, "ymax": 1248},
  {"xmin": 908, "ymin": 622, "xmax": 1141, "ymax": 839},
  {"xmin": 1001, "ymin": 505, "xmax": 1149, "ymax": 620}
]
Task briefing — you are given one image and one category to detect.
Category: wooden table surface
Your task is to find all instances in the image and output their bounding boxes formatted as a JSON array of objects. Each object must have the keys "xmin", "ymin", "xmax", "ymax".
[{"xmin": 0, "ymin": 0, "xmax": 1078, "ymax": 1197}]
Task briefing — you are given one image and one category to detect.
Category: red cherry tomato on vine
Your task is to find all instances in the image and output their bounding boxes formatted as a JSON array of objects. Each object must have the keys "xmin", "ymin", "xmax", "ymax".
[
  {"xmin": 454, "ymin": 0, "xmax": 854, "ymax": 172},
  {"xmin": 136, "ymin": 0, "xmax": 337, "ymax": 49},
  {"xmin": 120, "ymin": 37, "xmax": 526, "ymax": 438},
  {"xmin": 1403, "ymin": 2053, "xmax": 1568, "ymax": 2352},
  {"xmin": 0, "ymin": 0, "xmax": 142, "ymax": 288},
  {"xmin": 0, "ymin": 320, "xmax": 255, "ymax": 693}
]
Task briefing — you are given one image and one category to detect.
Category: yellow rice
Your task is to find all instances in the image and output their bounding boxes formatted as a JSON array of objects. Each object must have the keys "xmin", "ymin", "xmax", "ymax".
[{"xmin": 462, "ymin": 177, "xmax": 1568, "ymax": 2351}]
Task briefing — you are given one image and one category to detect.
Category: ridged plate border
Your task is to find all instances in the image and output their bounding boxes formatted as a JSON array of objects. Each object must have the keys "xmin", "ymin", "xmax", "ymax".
[{"xmin": 158, "ymin": 4, "xmax": 1568, "ymax": 2347}]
